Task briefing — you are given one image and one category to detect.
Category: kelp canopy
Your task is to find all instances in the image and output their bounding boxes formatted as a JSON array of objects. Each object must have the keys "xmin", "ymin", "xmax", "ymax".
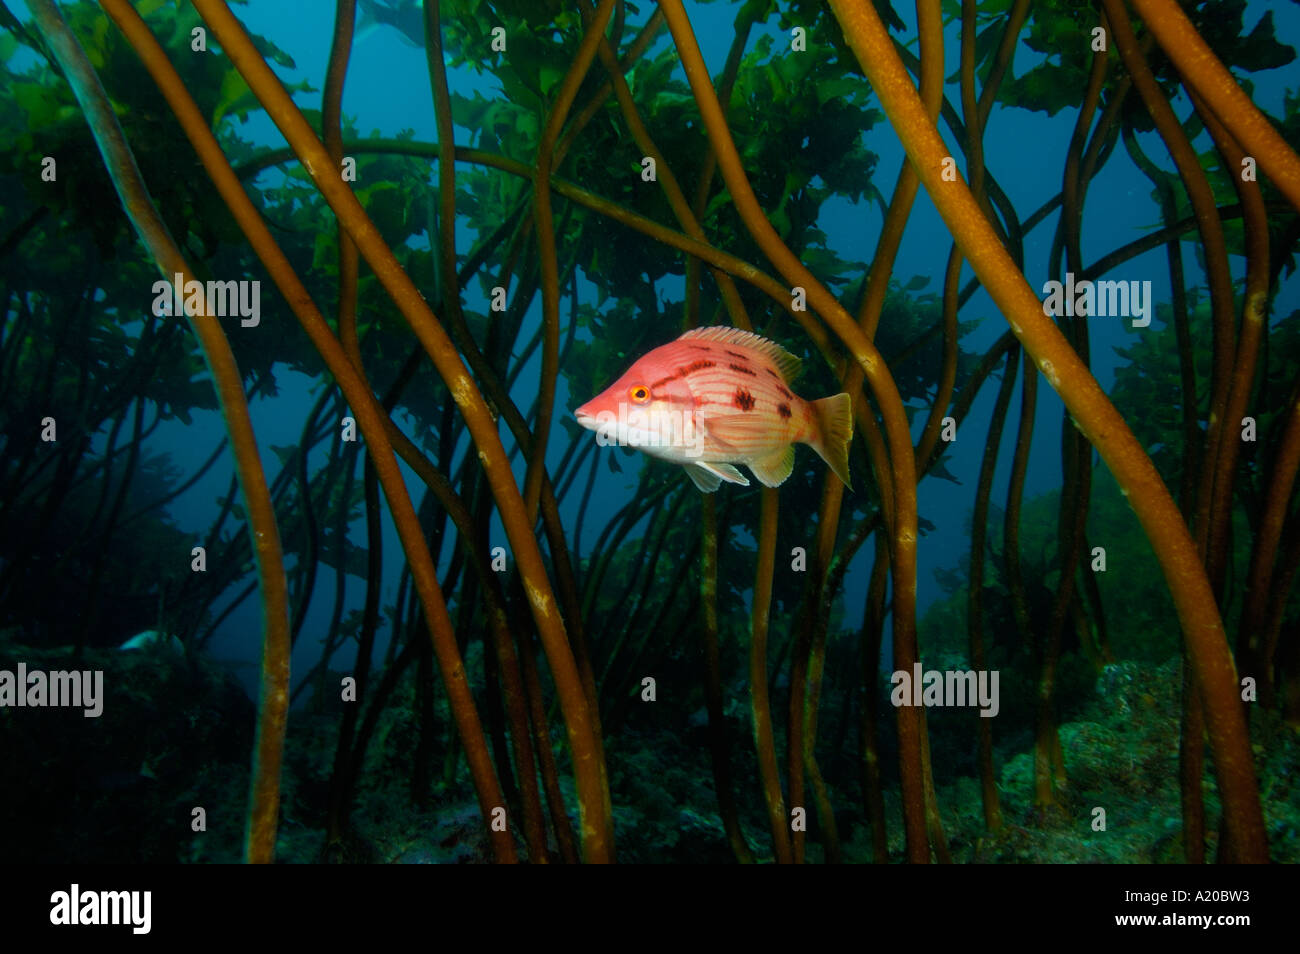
[{"xmin": 1, "ymin": 0, "xmax": 1298, "ymax": 864}]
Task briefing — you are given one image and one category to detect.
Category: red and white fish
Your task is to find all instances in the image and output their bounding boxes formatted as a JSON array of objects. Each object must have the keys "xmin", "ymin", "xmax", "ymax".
[{"xmin": 574, "ymin": 326, "xmax": 852, "ymax": 492}]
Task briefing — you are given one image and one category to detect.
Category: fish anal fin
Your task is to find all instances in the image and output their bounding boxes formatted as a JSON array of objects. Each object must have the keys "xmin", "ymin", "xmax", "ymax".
[{"xmin": 748, "ymin": 445, "xmax": 796, "ymax": 488}]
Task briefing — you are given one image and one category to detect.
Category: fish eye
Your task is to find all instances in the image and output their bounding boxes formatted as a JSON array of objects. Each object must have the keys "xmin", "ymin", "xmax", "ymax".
[{"xmin": 629, "ymin": 384, "xmax": 651, "ymax": 404}]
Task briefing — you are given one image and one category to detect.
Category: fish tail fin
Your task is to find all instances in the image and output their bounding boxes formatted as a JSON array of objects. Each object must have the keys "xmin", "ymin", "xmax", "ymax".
[{"xmin": 810, "ymin": 393, "xmax": 853, "ymax": 490}]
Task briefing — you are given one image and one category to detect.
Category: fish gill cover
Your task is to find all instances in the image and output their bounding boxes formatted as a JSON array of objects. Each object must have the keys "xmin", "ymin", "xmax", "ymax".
[{"xmin": 0, "ymin": 0, "xmax": 1297, "ymax": 877}]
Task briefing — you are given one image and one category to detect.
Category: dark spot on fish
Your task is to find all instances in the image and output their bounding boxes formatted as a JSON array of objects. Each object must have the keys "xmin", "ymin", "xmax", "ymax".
[
  {"xmin": 777, "ymin": 384, "xmax": 793, "ymax": 399},
  {"xmin": 777, "ymin": 403, "xmax": 792, "ymax": 419},
  {"xmin": 724, "ymin": 349, "xmax": 747, "ymax": 359},
  {"xmin": 734, "ymin": 388, "xmax": 756, "ymax": 411},
  {"xmin": 649, "ymin": 374, "xmax": 676, "ymax": 388},
  {"xmin": 728, "ymin": 363, "xmax": 757, "ymax": 376},
  {"xmin": 688, "ymin": 344, "xmax": 713, "ymax": 352},
  {"xmin": 765, "ymin": 367, "xmax": 781, "ymax": 379}
]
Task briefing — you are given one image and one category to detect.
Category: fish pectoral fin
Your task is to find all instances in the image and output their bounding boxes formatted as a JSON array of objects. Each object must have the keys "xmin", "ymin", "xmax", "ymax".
[
  {"xmin": 748, "ymin": 445, "xmax": 795, "ymax": 487},
  {"xmin": 684, "ymin": 460, "xmax": 750, "ymax": 492}
]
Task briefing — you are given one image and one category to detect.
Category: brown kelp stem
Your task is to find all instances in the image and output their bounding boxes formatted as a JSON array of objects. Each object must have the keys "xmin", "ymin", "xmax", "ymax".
[
  {"xmin": 969, "ymin": 346, "xmax": 1016, "ymax": 832},
  {"xmin": 28, "ymin": 0, "xmax": 291, "ymax": 864},
  {"xmin": 78, "ymin": 394, "xmax": 145, "ymax": 647},
  {"xmin": 397, "ymin": 215, "xmax": 607, "ymax": 839},
  {"xmin": 976, "ymin": 0, "xmax": 1031, "ymax": 129},
  {"xmin": 685, "ymin": 8, "xmax": 755, "ymax": 329},
  {"xmin": 1186, "ymin": 88, "xmax": 1270, "ymax": 599},
  {"xmin": 1100, "ymin": 0, "xmax": 1236, "ymax": 570},
  {"xmin": 1120, "ymin": 126, "xmax": 1199, "ymax": 513},
  {"xmin": 827, "ymin": 0, "xmax": 1267, "ymax": 861},
  {"xmin": 287, "ymin": 393, "xmax": 334, "ymax": 650},
  {"xmin": 1262, "ymin": 513, "xmax": 1300, "ymax": 710},
  {"xmin": 584, "ymin": 0, "xmax": 751, "ymax": 331},
  {"xmin": 1004, "ymin": 349, "xmax": 1037, "ymax": 650},
  {"xmin": 555, "ymin": 7, "xmax": 665, "ymax": 164},
  {"xmin": 1180, "ymin": 654, "xmax": 1207, "ymax": 863},
  {"xmin": 1249, "ymin": 387, "xmax": 1300, "ymax": 699},
  {"xmin": 789, "ymin": 477, "xmax": 845, "ymax": 863},
  {"xmin": 826, "ymin": 0, "xmax": 940, "ymax": 861},
  {"xmin": 188, "ymin": 0, "xmax": 611, "ymax": 861},
  {"xmin": 420, "ymin": 0, "xmax": 548, "ymax": 861},
  {"xmin": 860, "ymin": 535, "xmax": 891, "ymax": 862},
  {"xmin": 918, "ymin": 709, "xmax": 952, "ymax": 863},
  {"xmin": 658, "ymin": 0, "xmax": 927, "ymax": 863},
  {"xmin": 238, "ymin": 139, "xmax": 878, "ymax": 334},
  {"xmin": 1103, "ymin": 0, "xmax": 1243, "ymax": 857},
  {"xmin": 581, "ymin": 479, "xmax": 676, "ymax": 616},
  {"xmin": 909, "ymin": 0, "xmax": 972, "ymax": 470},
  {"xmin": 752, "ymin": 487, "xmax": 792, "ymax": 863},
  {"xmin": 102, "ymin": 0, "xmax": 529, "ymax": 861},
  {"xmin": 700, "ymin": 495, "xmax": 754, "ymax": 862},
  {"xmin": 672, "ymin": 17, "xmax": 757, "ymax": 847},
  {"xmin": 1036, "ymin": 15, "xmax": 1110, "ymax": 810},
  {"xmin": 512, "ymin": 619, "xmax": 578, "ymax": 863},
  {"xmin": 422, "ymin": 0, "xmax": 462, "ymax": 343},
  {"xmin": 319, "ymin": 0, "xmax": 371, "ymax": 855},
  {"xmin": 325, "ymin": 454, "xmax": 383, "ymax": 851},
  {"xmin": 596, "ymin": 493, "xmax": 682, "ymax": 693},
  {"xmin": 1033, "ymin": 8, "xmax": 1109, "ymax": 811},
  {"xmin": 1130, "ymin": 0, "xmax": 1300, "ymax": 215},
  {"xmin": 527, "ymin": 0, "xmax": 614, "ymax": 523},
  {"xmin": 802, "ymin": 561, "xmax": 841, "ymax": 863},
  {"xmin": 859, "ymin": 0, "xmax": 943, "ymax": 343}
]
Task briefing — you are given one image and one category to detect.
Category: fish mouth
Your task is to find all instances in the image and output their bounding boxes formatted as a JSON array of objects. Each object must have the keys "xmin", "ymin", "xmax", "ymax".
[{"xmin": 574, "ymin": 406, "xmax": 599, "ymax": 431}]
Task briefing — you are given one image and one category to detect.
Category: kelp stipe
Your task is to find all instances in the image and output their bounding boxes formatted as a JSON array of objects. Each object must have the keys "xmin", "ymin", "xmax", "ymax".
[{"xmin": 12, "ymin": 0, "xmax": 1299, "ymax": 864}]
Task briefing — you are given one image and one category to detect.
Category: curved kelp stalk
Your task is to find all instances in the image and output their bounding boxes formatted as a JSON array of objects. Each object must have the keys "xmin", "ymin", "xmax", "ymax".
[
  {"xmin": 827, "ymin": 0, "xmax": 1268, "ymax": 861},
  {"xmin": 15, "ymin": 0, "xmax": 1295, "ymax": 868},
  {"xmin": 27, "ymin": 0, "xmax": 291, "ymax": 864},
  {"xmin": 181, "ymin": 0, "xmax": 613, "ymax": 861},
  {"xmin": 699, "ymin": 494, "xmax": 755, "ymax": 863},
  {"xmin": 1130, "ymin": 0, "xmax": 1300, "ymax": 215},
  {"xmin": 658, "ymin": 0, "xmax": 929, "ymax": 863},
  {"xmin": 750, "ymin": 487, "xmax": 792, "ymax": 863},
  {"xmin": 98, "ymin": 0, "xmax": 584, "ymax": 862}
]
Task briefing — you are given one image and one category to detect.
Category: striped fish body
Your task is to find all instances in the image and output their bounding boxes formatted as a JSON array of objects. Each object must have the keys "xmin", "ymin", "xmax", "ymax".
[{"xmin": 574, "ymin": 326, "xmax": 853, "ymax": 492}]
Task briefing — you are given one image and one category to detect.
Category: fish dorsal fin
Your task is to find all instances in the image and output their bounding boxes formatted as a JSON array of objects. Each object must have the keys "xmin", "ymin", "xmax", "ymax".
[{"xmin": 679, "ymin": 326, "xmax": 802, "ymax": 382}]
